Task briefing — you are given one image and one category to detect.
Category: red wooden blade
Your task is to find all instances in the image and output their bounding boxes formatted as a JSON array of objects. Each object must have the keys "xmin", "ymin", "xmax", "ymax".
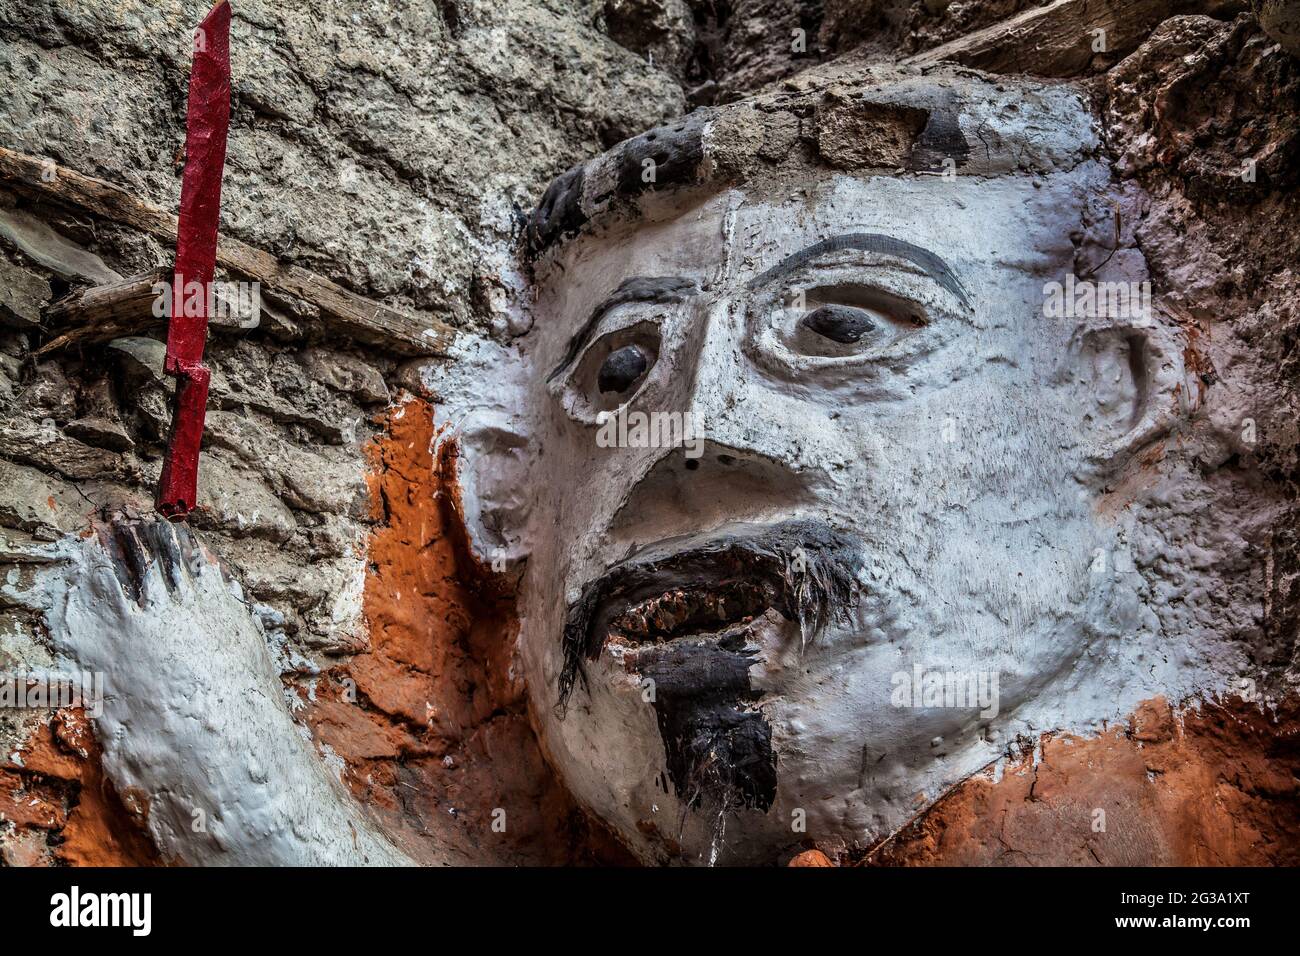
[{"xmin": 158, "ymin": 0, "xmax": 232, "ymax": 517}]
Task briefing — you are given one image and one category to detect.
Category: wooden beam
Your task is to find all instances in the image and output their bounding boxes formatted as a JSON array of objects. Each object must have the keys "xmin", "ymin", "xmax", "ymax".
[
  {"xmin": 0, "ymin": 146, "xmax": 456, "ymax": 357},
  {"xmin": 38, "ymin": 267, "xmax": 269, "ymax": 355},
  {"xmin": 37, "ymin": 268, "xmax": 168, "ymax": 355},
  {"xmin": 904, "ymin": 0, "xmax": 1191, "ymax": 77}
]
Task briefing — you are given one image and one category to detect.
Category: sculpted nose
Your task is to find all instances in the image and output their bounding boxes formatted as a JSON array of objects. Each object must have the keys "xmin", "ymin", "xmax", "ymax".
[
  {"xmin": 608, "ymin": 441, "xmax": 815, "ymax": 546},
  {"xmin": 606, "ymin": 302, "xmax": 816, "ymax": 544},
  {"xmin": 672, "ymin": 299, "xmax": 774, "ymax": 458}
]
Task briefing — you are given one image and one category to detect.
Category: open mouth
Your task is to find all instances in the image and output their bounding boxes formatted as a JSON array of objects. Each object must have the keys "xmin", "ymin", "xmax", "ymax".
[
  {"xmin": 557, "ymin": 519, "xmax": 863, "ymax": 818},
  {"xmin": 560, "ymin": 518, "xmax": 863, "ymax": 701},
  {"xmin": 608, "ymin": 578, "xmax": 779, "ymax": 646}
]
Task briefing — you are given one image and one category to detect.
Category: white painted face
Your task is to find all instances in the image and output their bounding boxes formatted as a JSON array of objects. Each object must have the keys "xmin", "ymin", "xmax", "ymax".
[{"xmin": 510, "ymin": 159, "xmax": 1181, "ymax": 864}]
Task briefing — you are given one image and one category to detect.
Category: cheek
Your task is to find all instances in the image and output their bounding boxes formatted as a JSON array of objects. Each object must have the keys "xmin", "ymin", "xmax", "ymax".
[{"xmin": 540, "ymin": 647, "xmax": 696, "ymax": 849}]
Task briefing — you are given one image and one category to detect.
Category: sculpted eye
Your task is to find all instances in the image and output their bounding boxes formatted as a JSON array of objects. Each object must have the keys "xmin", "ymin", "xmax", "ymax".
[
  {"xmin": 801, "ymin": 305, "xmax": 878, "ymax": 344},
  {"xmin": 598, "ymin": 344, "xmax": 649, "ymax": 394},
  {"xmin": 787, "ymin": 285, "xmax": 926, "ymax": 357},
  {"xmin": 570, "ymin": 320, "xmax": 660, "ymax": 412}
]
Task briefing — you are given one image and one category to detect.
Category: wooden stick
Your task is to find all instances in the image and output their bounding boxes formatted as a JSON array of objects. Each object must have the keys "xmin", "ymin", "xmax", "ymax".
[
  {"xmin": 904, "ymin": 0, "xmax": 1189, "ymax": 77},
  {"xmin": 37, "ymin": 268, "xmax": 168, "ymax": 355},
  {"xmin": 0, "ymin": 146, "xmax": 456, "ymax": 357}
]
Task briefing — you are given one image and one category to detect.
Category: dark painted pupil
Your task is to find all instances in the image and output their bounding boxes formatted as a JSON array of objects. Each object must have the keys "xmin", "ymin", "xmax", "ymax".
[
  {"xmin": 801, "ymin": 304, "xmax": 876, "ymax": 344},
  {"xmin": 598, "ymin": 344, "xmax": 649, "ymax": 394}
]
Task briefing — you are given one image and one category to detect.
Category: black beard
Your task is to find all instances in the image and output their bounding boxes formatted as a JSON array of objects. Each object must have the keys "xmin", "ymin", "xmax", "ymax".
[{"xmin": 557, "ymin": 518, "xmax": 863, "ymax": 818}]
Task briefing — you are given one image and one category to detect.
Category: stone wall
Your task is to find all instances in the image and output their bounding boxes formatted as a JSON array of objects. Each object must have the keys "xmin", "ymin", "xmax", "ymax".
[{"xmin": 0, "ymin": 0, "xmax": 686, "ymax": 865}]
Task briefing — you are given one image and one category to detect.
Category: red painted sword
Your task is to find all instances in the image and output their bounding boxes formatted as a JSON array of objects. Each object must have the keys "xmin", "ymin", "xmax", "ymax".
[{"xmin": 157, "ymin": 0, "xmax": 232, "ymax": 517}]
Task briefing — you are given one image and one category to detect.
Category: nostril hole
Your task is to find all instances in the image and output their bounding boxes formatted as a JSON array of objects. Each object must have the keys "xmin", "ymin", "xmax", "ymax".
[{"xmin": 684, "ymin": 458, "xmax": 700, "ymax": 471}]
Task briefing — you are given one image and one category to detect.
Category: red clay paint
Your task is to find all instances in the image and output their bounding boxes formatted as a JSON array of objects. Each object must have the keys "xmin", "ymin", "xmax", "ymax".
[{"xmin": 158, "ymin": 0, "xmax": 232, "ymax": 517}]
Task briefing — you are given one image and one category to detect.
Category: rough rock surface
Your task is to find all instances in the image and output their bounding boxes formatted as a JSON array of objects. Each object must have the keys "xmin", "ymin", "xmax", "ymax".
[
  {"xmin": 868, "ymin": 697, "xmax": 1300, "ymax": 865},
  {"xmin": 0, "ymin": 0, "xmax": 685, "ymax": 333},
  {"xmin": 0, "ymin": 0, "xmax": 686, "ymax": 864},
  {"xmin": 1099, "ymin": 14, "xmax": 1300, "ymax": 688}
]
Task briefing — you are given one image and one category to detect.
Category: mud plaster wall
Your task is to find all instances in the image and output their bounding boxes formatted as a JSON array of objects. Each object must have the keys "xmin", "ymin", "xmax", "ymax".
[
  {"xmin": 0, "ymin": 707, "xmax": 157, "ymax": 866},
  {"xmin": 303, "ymin": 399, "xmax": 631, "ymax": 864},
  {"xmin": 866, "ymin": 696, "xmax": 1300, "ymax": 866}
]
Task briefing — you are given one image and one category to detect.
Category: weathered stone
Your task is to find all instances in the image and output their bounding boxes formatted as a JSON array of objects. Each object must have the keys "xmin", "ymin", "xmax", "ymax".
[
  {"xmin": 256, "ymin": 299, "xmax": 302, "ymax": 341},
  {"xmin": 63, "ymin": 416, "xmax": 134, "ymax": 452},
  {"xmin": 698, "ymin": 0, "xmax": 826, "ymax": 102},
  {"xmin": 24, "ymin": 363, "xmax": 77, "ymax": 421},
  {"xmin": 131, "ymin": 385, "xmax": 172, "ymax": 443},
  {"xmin": 192, "ymin": 452, "xmax": 297, "ymax": 543},
  {"xmin": 0, "ymin": 0, "xmax": 685, "ymax": 334},
  {"xmin": 277, "ymin": 452, "xmax": 369, "ymax": 518},
  {"xmin": 0, "ymin": 206, "xmax": 119, "ymax": 284},
  {"xmin": 299, "ymin": 347, "xmax": 390, "ymax": 405},
  {"xmin": 208, "ymin": 342, "xmax": 361, "ymax": 444},
  {"xmin": 106, "ymin": 336, "xmax": 167, "ymax": 387},
  {"xmin": 0, "ymin": 415, "xmax": 131, "ymax": 482},
  {"xmin": 197, "ymin": 408, "xmax": 270, "ymax": 466},
  {"xmin": 206, "ymin": 280, "xmax": 261, "ymax": 332},
  {"xmin": 0, "ymin": 528, "xmax": 60, "ymax": 565},
  {"xmin": 603, "ymin": 0, "xmax": 697, "ymax": 80},
  {"xmin": 701, "ymin": 104, "xmax": 769, "ymax": 178},
  {"xmin": 1253, "ymin": 0, "xmax": 1300, "ymax": 56},
  {"xmin": 204, "ymin": 409, "xmax": 370, "ymax": 517},
  {"xmin": 0, "ymin": 258, "xmax": 50, "ymax": 330},
  {"xmin": 815, "ymin": 89, "xmax": 929, "ymax": 169},
  {"xmin": 0, "ymin": 459, "xmax": 87, "ymax": 538},
  {"xmin": 212, "ymin": 535, "xmax": 367, "ymax": 652},
  {"xmin": 301, "ymin": 515, "xmax": 362, "ymax": 561}
]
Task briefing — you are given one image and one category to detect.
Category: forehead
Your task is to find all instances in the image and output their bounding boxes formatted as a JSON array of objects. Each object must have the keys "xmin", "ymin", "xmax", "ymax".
[{"xmin": 532, "ymin": 169, "xmax": 1082, "ymax": 331}]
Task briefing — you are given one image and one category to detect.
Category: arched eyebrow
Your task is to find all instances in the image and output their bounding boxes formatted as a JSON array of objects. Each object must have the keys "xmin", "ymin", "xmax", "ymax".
[
  {"xmin": 745, "ymin": 233, "xmax": 969, "ymax": 309},
  {"xmin": 547, "ymin": 276, "xmax": 699, "ymax": 382}
]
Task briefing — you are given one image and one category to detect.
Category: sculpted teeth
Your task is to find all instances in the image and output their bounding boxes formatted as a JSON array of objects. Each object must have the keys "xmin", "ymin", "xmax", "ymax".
[{"xmin": 608, "ymin": 581, "xmax": 775, "ymax": 643}]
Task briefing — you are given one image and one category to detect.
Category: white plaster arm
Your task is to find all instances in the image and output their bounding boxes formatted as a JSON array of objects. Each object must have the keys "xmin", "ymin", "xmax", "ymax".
[{"xmin": 41, "ymin": 518, "xmax": 416, "ymax": 866}]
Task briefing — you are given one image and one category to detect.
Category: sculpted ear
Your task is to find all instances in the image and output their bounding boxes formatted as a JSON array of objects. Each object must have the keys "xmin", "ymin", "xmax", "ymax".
[
  {"xmin": 429, "ymin": 342, "xmax": 537, "ymax": 581},
  {"xmin": 444, "ymin": 416, "xmax": 534, "ymax": 577},
  {"xmin": 1067, "ymin": 312, "xmax": 1184, "ymax": 472}
]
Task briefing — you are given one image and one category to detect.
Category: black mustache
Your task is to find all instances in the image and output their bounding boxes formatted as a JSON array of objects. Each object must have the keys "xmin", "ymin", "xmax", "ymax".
[{"xmin": 557, "ymin": 518, "xmax": 864, "ymax": 709}]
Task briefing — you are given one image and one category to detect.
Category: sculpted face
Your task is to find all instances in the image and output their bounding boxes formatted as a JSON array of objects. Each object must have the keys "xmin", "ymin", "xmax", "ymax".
[{"xmin": 492, "ymin": 76, "xmax": 1186, "ymax": 864}]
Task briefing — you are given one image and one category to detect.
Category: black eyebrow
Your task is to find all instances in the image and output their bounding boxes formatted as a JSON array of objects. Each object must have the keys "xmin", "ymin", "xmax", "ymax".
[
  {"xmin": 547, "ymin": 276, "xmax": 699, "ymax": 382},
  {"xmin": 745, "ymin": 233, "xmax": 969, "ymax": 308}
]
